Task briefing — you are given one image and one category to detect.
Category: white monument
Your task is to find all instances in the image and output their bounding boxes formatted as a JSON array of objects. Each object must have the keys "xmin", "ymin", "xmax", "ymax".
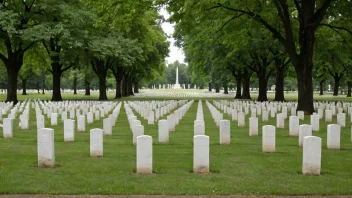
[{"xmin": 173, "ymin": 66, "xmax": 181, "ymax": 89}]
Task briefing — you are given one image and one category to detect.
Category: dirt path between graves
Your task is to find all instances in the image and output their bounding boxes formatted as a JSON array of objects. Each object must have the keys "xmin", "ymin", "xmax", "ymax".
[{"xmin": 0, "ymin": 195, "xmax": 352, "ymax": 198}]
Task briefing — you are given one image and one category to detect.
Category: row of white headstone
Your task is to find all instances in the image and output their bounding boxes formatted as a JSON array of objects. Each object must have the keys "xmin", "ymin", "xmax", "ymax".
[
  {"xmin": 128, "ymin": 100, "xmax": 184, "ymax": 125},
  {"xmin": 0, "ymin": 101, "xmax": 14, "ymax": 121},
  {"xmin": 3, "ymin": 100, "xmax": 32, "ymax": 138},
  {"xmin": 213, "ymin": 100, "xmax": 348, "ymax": 130},
  {"xmin": 194, "ymin": 100, "xmax": 205, "ymax": 136},
  {"xmin": 214, "ymin": 100, "xmax": 352, "ymax": 123},
  {"xmin": 38, "ymin": 100, "xmax": 118, "ymax": 123},
  {"xmin": 123, "ymin": 100, "xmax": 194, "ymax": 173},
  {"xmin": 34, "ymin": 100, "xmax": 121, "ymax": 132},
  {"xmin": 37, "ymin": 103, "xmax": 123, "ymax": 167},
  {"xmin": 215, "ymin": 100, "xmax": 352, "ymax": 114},
  {"xmin": 193, "ymin": 101, "xmax": 208, "ymax": 173},
  {"xmin": 191, "ymin": 100, "xmax": 323, "ymax": 175},
  {"xmin": 205, "ymin": 100, "xmax": 350, "ymax": 175}
]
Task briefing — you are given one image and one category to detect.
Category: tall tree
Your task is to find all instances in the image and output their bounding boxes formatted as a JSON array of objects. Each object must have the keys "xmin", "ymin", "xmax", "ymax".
[
  {"xmin": 0, "ymin": 0, "xmax": 42, "ymax": 103},
  {"xmin": 39, "ymin": 0, "xmax": 95, "ymax": 101},
  {"xmin": 169, "ymin": 0, "xmax": 351, "ymax": 113}
]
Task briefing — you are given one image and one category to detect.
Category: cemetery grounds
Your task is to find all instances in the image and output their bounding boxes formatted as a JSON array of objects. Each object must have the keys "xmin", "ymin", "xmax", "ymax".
[{"xmin": 0, "ymin": 91, "xmax": 351, "ymax": 195}]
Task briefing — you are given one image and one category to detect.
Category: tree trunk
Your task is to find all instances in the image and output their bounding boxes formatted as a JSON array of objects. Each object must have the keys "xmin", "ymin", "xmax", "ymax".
[
  {"xmin": 114, "ymin": 74, "xmax": 122, "ymax": 99},
  {"xmin": 2, "ymin": 51, "xmax": 25, "ymax": 104},
  {"xmin": 6, "ymin": 67, "xmax": 19, "ymax": 104},
  {"xmin": 296, "ymin": 69, "xmax": 314, "ymax": 114},
  {"xmin": 98, "ymin": 72, "xmax": 108, "ymax": 100},
  {"xmin": 22, "ymin": 78, "xmax": 27, "ymax": 95},
  {"xmin": 290, "ymin": 15, "xmax": 320, "ymax": 114},
  {"xmin": 215, "ymin": 86, "xmax": 220, "ymax": 93},
  {"xmin": 51, "ymin": 63, "xmax": 62, "ymax": 101},
  {"xmin": 223, "ymin": 84, "xmax": 228, "ymax": 94},
  {"xmin": 122, "ymin": 76, "xmax": 128, "ymax": 97},
  {"xmin": 241, "ymin": 71, "xmax": 251, "ymax": 99},
  {"xmin": 235, "ymin": 76, "xmax": 242, "ymax": 99},
  {"xmin": 208, "ymin": 83, "xmax": 212, "ymax": 92},
  {"xmin": 92, "ymin": 59, "xmax": 108, "ymax": 100},
  {"xmin": 128, "ymin": 77, "xmax": 134, "ymax": 96},
  {"xmin": 333, "ymin": 77, "xmax": 340, "ymax": 96},
  {"xmin": 85, "ymin": 79, "xmax": 91, "ymax": 96},
  {"xmin": 274, "ymin": 67, "xmax": 285, "ymax": 101},
  {"xmin": 134, "ymin": 80, "xmax": 139, "ymax": 93},
  {"xmin": 257, "ymin": 74, "xmax": 268, "ymax": 102},
  {"xmin": 347, "ymin": 82, "xmax": 351, "ymax": 97},
  {"xmin": 116, "ymin": 80, "xmax": 122, "ymax": 98},
  {"xmin": 42, "ymin": 78, "xmax": 45, "ymax": 94},
  {"xmin": 73, "ymin": 76, "xmax": 78, "ymax": 95},
  {"xmin": 319, "ymin": 80, "xmax": 324, "ymax": 95}
]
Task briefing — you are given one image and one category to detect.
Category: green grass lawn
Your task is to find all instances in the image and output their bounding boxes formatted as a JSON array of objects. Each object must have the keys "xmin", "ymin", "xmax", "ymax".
[{"xmin": 0, "ymin": 96, "xmax": 352, "ymax": 195}]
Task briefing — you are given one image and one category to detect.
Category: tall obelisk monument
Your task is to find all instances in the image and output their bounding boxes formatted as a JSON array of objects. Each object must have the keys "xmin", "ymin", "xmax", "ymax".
[{"xmin": 174, "ymin": 66, "xmax": 181, "ymax": 89}]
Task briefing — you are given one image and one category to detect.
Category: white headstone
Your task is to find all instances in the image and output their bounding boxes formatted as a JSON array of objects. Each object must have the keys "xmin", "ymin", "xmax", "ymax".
[
  {"xmin": 220, "ymin": 120, "xmax": 230, "ymax": 145},
  {"xmin": 167, "ymin": 114, "xmax": 175, "ymax": 132},
  {"xmin": 77, "ymin": 116, "xmax": 85, "ymax": 132},
  {"xmin": 194, "ymin": 124, "xmax": 205, "ymax": 136},
  {"xmin": 291, "ymin": 107, "xmax": 297, "ymax": 116},
  {"xmin": 282, "ymin": 106, "xmax": 288, "ymax": 119},
  {"xmin": 337, "ymin": 113, "xmax": 346, "ymax": 127},
  {"xmin": 318, "ymin": 108, "xmax": 323, "ymax": 119},
  {"xmin": 297, "ymin": 111, "xmax": 304, "ymax": 120},
  {"xmin": 133, "ymin": 125, "xmax": 144, "ymax": 144},
  {"xmin": 250, "ymin": 108, "xmax": 256, "ymax": 118},
  {"xmin": 299, "ymin": 124, "xmax": 312, "ymax": 147},
  {"xmin": 110, "ymin": 114, "xmax": 116, "ymax": 127},
  {"xmin": 327, "ymin": 124, "xmax": 340, "ymax": 150},
  {"xmin": 271, "ymin": 107, "xmax": 276, "ymax": 118},
  {"xmin": 238, "ymin": 112, "xmax": 245, "ymax": 127},
  {"xmin": 249, "ymin": 117, "xmax": 258, "ymax": 136},
  {"xmin": 87, "ymin": 112, "xmax": 93, "ymax": 124},
  {"xmin": 325, "ymin": 110, "xmax": 332, "ymax": 122},
  {"xmin": 90, "ymin": 128, "xmax": 103, "ymax": 157},
  {"xmin": 37, "ymin": 128, "xmax": 55, "ymax": 168},
  {"xmin": 3, "ymin": 118, "xmax": 13, "ymax": 138},
  {"xmin": 51, "ymin": 113, "xmax": 58, "ymax": 126},
  {"xmin": 61, "ymin": 111, "xmax": 67, "ymax": 122},
  {"xmin": 289, "ymin": 116, "xmax": 299, "ymax": 136},
  {"xmin": 262, "ymin": 125, "xmax": 275, "ymax": 153},
  {"xmin": 95, "ymin": 110, "xmax": 100, "ymax": 121},
  {"xmin": 194, "ymin": 120, "xmax": 205, "ymax": 127},
  {"xmin": 64, "ymin": 119, "xmax": 75, "ymax": 142},
  {"xmin": 302, "ymin": 136, "xmax": 321, "ymax": 175},
  {"xmin": 193, "ymin": 135, "xmax": 209, "ymax": 174},
  {"xmin": 70, "ymin": 109, "xmax": 75, "ymax": 119},
  {"xmin": 148, "ymin": 111, "xmax": 154, "ymax": 125},
  {"xmin": 136, "ymin": 135, "xmax": 153, "ymax": 174},
  {"xmin": 262, "ymin": 111, "xmax": 268, "ymax": 122},
  {"xmin": 232, "ymin": 109, "xmax": 237, "ymax": 121},
  {"xmin": 103, "ymin": 118, "xmax": 112, "ymax": 136},
  {"xmin": 37, "ymin": 115, "xmax": 45, "ymax": 130},
  {"xmin": 310, "ymin": 114, "xmax": 320, "ymax": 132},
  {"xmin": 132, "ymin": 120, "xmax": 141, "ymax": 134},
  {"xmin": 158, "ymin": 120, "xmax": 169, "ymax": 143},
  {"xmin": 276, "ymin": 113, "xmax": 284, "ymax": 129},
  {"xmin": 100, "ymin": 109, "xmax": 105, "ymax": 118}
]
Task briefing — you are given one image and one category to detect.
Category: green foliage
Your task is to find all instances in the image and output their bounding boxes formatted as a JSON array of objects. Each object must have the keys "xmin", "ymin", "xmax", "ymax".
[{"xmin": 167, "ymin": 0, "xmax": 352, "ymax": 101}]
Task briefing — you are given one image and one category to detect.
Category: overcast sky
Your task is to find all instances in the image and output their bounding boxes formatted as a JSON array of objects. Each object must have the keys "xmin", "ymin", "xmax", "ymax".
[{"xmin": 159, "ymin": 7, "xmax": 185, "ymax": 64}]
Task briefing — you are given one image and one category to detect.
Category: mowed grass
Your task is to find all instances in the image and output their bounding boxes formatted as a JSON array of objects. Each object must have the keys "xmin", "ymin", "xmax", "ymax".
[{"xmin": 0, "ymin": 96, "xmax": 351, "ymax": 195}]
